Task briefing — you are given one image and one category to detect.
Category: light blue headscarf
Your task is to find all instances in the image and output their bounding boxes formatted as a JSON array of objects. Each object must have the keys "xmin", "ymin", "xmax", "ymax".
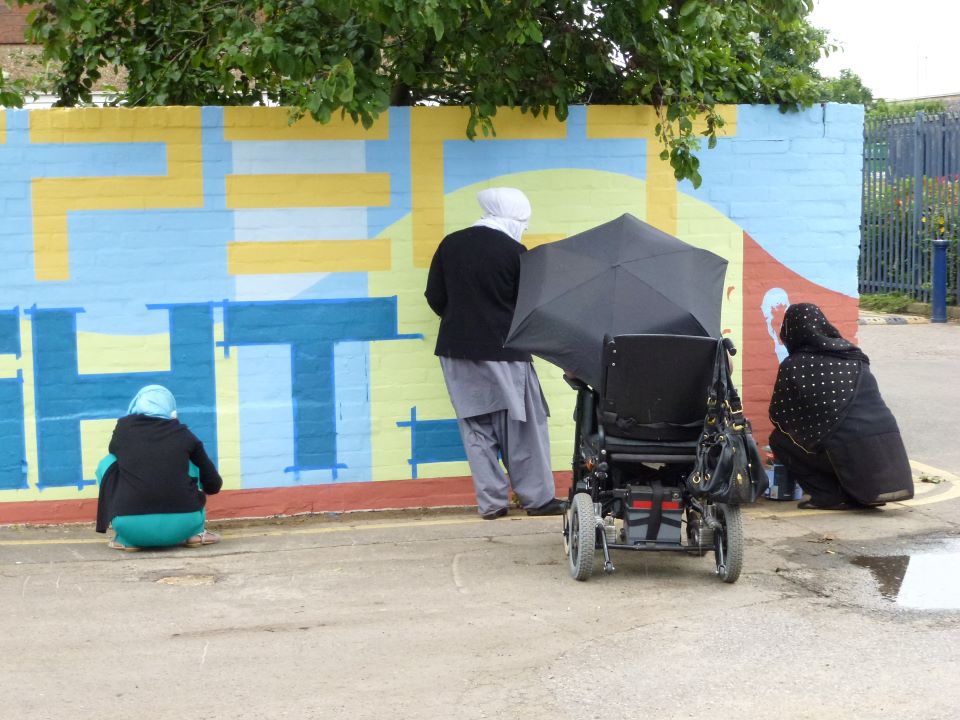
[{"xmin": 127, "ymin": 385, "xmax": 177, "ymax": 419}]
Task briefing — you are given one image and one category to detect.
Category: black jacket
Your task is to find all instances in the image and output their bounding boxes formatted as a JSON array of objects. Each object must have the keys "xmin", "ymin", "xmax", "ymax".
[
  {"xmin": 424, "ymin": 225, "xmax": 532, "ymax": 361},
  {"xmin": 96, "ymin": 415, "xmax": 222, "ymax": 530}
]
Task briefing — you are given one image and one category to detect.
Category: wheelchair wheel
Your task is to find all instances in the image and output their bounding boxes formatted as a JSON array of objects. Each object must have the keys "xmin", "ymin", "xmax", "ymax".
[
  {"xmin": 568, "ymin": 492, "xmax": 597, "ymax": 581},
  {"xmin": 714, "ymin": 503, "xmax": 744, "ymax": 584}
]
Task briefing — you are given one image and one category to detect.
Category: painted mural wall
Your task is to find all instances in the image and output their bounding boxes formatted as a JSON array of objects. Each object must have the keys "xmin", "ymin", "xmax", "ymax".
[{"xmin": 0, "ymin": 103, "xmax": 864, "ymax": 523}]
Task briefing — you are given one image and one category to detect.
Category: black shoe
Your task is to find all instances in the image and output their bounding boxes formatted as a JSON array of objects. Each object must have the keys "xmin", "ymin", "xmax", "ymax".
[
  {"xmin": 526, "ymin": 498, "xmax": 565, "ymax": 516},
  {"xmin": 797, "ymin": 500, "xmax": 853, "ymax": 510},
  {"xmin": 481, "ymin": 507, "xmax": 508, "ymax": 520}
]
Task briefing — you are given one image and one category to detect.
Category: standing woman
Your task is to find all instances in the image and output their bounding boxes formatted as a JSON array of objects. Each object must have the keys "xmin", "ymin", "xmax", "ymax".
[
  {"xmin": 768, "ymin": 303, "xmax": 914, "ymax": 510},
  {"xmin": 96, "ymin": 385, "xmax": 223, "ymax": 550},
  {"xmin": 424, "ymin": 187, "xmax": 563, "ymax": 520}
]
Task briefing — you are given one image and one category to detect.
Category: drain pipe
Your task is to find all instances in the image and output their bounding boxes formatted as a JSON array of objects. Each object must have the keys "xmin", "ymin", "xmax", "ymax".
[{"xmin": 932, "ymin": 239, "xmax": 948, "ymax": 323}]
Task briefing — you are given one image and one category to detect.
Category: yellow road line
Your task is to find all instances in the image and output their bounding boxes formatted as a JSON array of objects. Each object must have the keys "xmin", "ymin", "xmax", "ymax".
[
  {"xmin": 764, "ymin": 459, "xmax": 959, "ymax": 517},
  {"xmin": 909, "ymin": 460, "xmax": 959, "ymax": 482},
  {"xmin": 0, "ymin": 514, "xmax": 556, "ymax": 547}
]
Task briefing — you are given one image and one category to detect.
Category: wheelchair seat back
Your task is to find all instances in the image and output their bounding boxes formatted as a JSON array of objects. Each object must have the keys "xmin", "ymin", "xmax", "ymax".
[{"xmin": 599, "ymin": 334, "xmax": 720, "ymax": 442}]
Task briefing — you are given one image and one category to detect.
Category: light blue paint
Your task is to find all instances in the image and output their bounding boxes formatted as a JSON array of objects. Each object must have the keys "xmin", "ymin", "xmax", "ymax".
[
  {"xmin": 234, "ymin": 271, "xmax": 368, "ymax": 303},
  {"xmin": 442, "ymin": 106, "xmax": 647, "ymax": 195},
  {"xmin": 682, "ymin": 104, "xmax": 863, "ymax": 297},
  {"xmin": 222, "ymin": 297, "xmax": 401, "ymax": 479},
  {"xmin": 24, "ymin": 144, "xmax": 167, "ymax": 177},
  {"xmin": 0, "ymin": 108, "xmax": 237, "ymax": 335},
  {"xmin": 367, "ymin": 107, "xmax": 412, "ymax": 239},
  {"xmin": 332, "ymin": 340, "xmax": 372, "ymax": 483},
  {"xmin": 30, "ymin": 304, "xmax": 218, "ymax": 490},
  {"xmin": 237, "ymin": 344, "xmax": 295, "ymax": 489}
]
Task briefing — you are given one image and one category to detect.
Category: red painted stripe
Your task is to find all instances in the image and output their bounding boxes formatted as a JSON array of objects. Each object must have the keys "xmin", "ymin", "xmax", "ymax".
[
  {"xmin": 630, "ymin": 500, "xmax": 681, "ymax": 510},
  {"xmin": 0, "ymin": 472, "xmax": 572, "ymax": 526}
]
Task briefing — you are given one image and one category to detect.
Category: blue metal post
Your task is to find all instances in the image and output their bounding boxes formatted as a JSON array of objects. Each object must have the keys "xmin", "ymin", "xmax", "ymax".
[{"xmin": 932, "ymin": 239, "xmax": 949, "ymax": 323}]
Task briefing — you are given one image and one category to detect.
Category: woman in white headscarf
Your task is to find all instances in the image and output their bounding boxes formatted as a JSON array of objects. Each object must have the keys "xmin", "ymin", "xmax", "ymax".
[
  {"xmin": 95, "ymin": 385, "xmax": 223, "ymax": 550},
  {"xmin": 425, "ymin": 188, "xmax": 563, "ymax": 520}
]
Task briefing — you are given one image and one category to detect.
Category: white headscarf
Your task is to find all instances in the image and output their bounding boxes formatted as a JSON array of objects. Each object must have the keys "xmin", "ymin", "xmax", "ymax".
[{"xmin": 472, "ymin": 187, "xmax": 531, "ymax": 242}]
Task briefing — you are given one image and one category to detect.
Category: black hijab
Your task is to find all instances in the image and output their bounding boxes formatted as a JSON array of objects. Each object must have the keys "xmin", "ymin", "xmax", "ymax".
[{"xmin": 769, "ymin": 303, "xmax": 869, "ymax": 452}]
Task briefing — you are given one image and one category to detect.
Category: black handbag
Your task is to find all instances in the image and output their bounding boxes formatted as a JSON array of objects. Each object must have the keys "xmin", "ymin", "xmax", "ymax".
[{"xmin": 686, "ymin": 343, "xmax": 769, "ymax": 504}]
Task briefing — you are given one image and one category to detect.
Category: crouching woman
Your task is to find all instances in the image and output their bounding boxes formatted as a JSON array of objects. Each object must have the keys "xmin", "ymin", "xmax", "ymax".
[
  {"xmin": 96, "ymin": 385, "xmax": 223, "ymax": 550},
  {"xmin": 768, "ymin": 303, "xmax": 914, "ymax": 510}
]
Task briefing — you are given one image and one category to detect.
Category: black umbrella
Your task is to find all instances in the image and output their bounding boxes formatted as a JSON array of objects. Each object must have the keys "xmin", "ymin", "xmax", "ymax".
[{"xmin": 504, "ymin": 213, "xmax": 728, "ymax": 388}]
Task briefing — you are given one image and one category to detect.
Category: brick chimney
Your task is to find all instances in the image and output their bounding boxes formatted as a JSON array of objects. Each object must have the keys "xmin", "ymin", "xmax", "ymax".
[{"xmin": 0, "ymin": 5, "xmax": 31, "ymax": 45}]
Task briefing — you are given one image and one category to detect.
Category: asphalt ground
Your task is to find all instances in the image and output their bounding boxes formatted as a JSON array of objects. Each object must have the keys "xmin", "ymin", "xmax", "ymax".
[{"xmin": 1, "ymin": 320, "xmax": 958, "ymax": 720}]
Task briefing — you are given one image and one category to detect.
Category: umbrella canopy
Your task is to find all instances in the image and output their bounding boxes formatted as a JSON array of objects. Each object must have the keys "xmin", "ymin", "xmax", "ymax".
[{"xmin": 505, "ymin": 213, "xmax": 728, "ymax": 388}]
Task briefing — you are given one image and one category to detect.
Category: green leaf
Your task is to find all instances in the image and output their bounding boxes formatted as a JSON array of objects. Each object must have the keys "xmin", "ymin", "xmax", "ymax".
[{"xmin": 10, "ymin": 0, "xmax": 832, "ymax": 186}]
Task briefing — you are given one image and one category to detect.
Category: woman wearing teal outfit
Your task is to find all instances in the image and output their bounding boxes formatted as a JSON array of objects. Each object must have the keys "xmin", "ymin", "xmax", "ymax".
[{"xmin": 96, "ymin": 385, "xmax": 223, "ymax": 551}]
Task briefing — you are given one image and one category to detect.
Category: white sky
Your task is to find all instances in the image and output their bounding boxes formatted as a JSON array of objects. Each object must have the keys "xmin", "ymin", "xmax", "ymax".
[{"xmin": 809, "ymin": 0, "xmax": 960, "ymax": 100}]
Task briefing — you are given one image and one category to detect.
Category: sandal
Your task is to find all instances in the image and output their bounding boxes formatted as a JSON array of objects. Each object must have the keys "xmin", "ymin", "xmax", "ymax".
[
  {"xmin": 184, "ymin": 529, "xmax": 221, "ymax": 548},
  {"xmin": 108, "ymin": 539, "xmax": 140, "ymax": 552}
]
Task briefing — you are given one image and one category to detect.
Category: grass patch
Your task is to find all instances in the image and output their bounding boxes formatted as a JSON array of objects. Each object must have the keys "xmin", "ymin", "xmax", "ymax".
[{"xmin": 859, "ymin": 293, "xmax": 915, "ymax": 313}]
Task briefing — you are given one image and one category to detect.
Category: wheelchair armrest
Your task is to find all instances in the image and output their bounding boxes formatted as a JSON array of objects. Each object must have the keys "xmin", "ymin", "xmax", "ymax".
[{"xmin": 563, "ymin": 374, "xmax": 589, "ymax": 392}]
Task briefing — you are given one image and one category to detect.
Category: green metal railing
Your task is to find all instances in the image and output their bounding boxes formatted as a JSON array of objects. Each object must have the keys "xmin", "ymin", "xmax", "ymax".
[{"xmin": 860, "ymin": 112, "xmax": 960, "ymax": 304}]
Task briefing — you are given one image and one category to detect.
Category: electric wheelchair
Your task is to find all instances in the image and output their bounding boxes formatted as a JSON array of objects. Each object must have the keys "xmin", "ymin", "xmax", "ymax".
[{"xmin": 562, "ymin": 334, "xmax": 745, "ymax": 583}]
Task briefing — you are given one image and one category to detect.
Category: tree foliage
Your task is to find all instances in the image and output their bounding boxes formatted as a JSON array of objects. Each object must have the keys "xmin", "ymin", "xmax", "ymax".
[
  {"xmin": 867, "ymin": 98, "xmax": 947, "ymax": 120},
  {"xmin": 0, "ymin": 68, "xmax": 26, "ymax": 108},
  {"xmin": 4, "ymin": 0, "xmax": 830, "ymax": 186},
  {"xmin": 818, "ymin": 69, "xmax": 872, "ymax": 105}
]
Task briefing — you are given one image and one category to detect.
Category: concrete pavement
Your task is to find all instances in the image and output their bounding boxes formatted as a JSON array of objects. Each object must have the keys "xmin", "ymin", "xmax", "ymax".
[
  {"xmin": 2, "ymin": 320, "xmax": 959, "ymax": 720},
  {"xmin": 859, "ymin": 321, "xmax": 960, "ymax": 472}
]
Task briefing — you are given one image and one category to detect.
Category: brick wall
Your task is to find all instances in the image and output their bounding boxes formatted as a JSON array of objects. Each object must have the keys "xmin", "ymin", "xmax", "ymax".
[
  {"xmin": 0, "ymin": 5, "xmax": 30, "ymax": 45},
  {"xmin": 0, "ymin": 103, "xmax": 864, "ymax": 523}
]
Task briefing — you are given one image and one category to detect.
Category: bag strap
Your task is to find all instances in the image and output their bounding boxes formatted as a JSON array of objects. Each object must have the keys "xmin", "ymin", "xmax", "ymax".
[
  {"xmin": 704, "ymin": 340, "xmax": 727, "ymax": 424},
  {"xmin": 706, "ymin": 339, "xmax": 747, "ymax": 429}
]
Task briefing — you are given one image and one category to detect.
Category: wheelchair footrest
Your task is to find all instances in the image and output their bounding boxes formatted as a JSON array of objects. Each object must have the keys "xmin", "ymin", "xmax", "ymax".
[{"xmin": 625, "ymin": 484, "xmax": 683, "ymax": 545}]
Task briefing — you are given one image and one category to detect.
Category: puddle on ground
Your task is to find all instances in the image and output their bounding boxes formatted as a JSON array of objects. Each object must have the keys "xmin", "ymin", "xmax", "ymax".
[{"xmin": 852, "ymin": 539, "xmax": 960, "ymax": 610}]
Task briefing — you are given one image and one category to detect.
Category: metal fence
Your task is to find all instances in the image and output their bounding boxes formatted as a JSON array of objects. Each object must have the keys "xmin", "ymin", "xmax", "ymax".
[{"xmin": 860, "ymin": 112, "xmax": 960, "ymax": 303}]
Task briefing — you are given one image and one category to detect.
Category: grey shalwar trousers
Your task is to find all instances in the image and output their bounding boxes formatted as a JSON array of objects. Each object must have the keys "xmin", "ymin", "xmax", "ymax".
[{"xmin": 440, "ymin": 358, "xmax": 555, "ymax": 515}]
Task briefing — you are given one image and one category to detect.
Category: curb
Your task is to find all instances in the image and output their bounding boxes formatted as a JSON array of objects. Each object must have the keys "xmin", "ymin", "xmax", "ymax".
[{"xmin": 859, "ymin": 311, "xmax": 929, "ymax": 325}]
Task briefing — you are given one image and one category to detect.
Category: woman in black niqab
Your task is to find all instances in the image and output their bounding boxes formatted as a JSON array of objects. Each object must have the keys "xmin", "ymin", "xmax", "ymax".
[{"xmin": 769, "ymin": 303, "xmax": 913, "ymax": 509}]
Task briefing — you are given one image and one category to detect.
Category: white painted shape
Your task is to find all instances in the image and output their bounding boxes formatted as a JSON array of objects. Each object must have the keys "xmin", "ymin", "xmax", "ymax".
[
  {"xmin": 233, "ymin": 208, "xmax": 369, "ymax": 241},
  {"xmin": 231, "ymin": 140, "xmax": 366, "ymax": 175}
]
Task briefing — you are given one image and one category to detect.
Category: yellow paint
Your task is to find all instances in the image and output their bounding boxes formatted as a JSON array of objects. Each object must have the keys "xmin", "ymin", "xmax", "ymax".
[
  {"xmin": 214, "ymin": 321, "xmax": 242, "ymax": 491},
  {"xmin": 0, "ymin": 354, "xmax": 17, "ymax": 378},
  {"xmin": 228, "ymin": 239, "xmax": 392, "ymax": 274},
  {"xmin": 18, "ymin": 316, "xmax": 38, "ymax": 496},
  {"xmin": 585, "ymin": 105, "xmax": 738, "ymax": 238},
  {"xmin": 0, "ymin": 109, "xmax": 5, "ymax": 144},
  {"xmin": 524, "ymin": 234, "xmax": 566, "ymax": 249},
  {"xmin": 769, "ymin": 463, "xmax": 959, "ymax": 516},
  {"xmin": 223, "ymin": 107, "xmax": 389, "ymax": 141},
  {"xmin": 370, "ymin": 169, "xmax": 653, "ymax": 482},
  {"xmin": 908, "ymin": 460, "xmax": 959, "ymax": 482},
  {"xmin": 368, "ymin": 168, "xmax": 748, "ymax": 481},
  {"xmin": 676, "ymin": 192, "xmax": 744, "ymax": 386},
  {"xmin": 29, "ymin": 107, "xmax": 204, "ymax": 281},
  {"xmin": 80, "ymin": 418, "xmax": 118, "ymax": 481},
  {"xmin": 225, "ymin": 173, "xmax": 391, "ymax": 209},
  {"xmin": 410, "ymin": 107, "xmax": 567, "ymax": 268},
  {"xmin": 76, "ymin": 332, "xmax": 171, "ymax": 375}
]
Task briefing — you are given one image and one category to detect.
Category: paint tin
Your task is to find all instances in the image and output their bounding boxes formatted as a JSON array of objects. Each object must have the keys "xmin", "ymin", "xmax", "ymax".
[{"xmin": 768, "ymin": 463, "xmax": 796, "ymax": 501}]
